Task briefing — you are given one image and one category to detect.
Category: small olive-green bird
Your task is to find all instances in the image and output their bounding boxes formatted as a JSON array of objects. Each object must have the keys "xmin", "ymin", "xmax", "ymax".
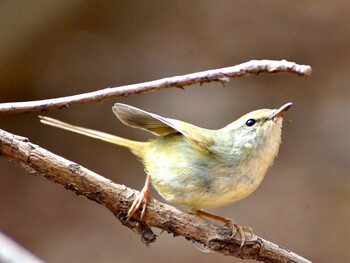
[{"xmin": 40, "ymin": 102, "xmax": 292, "ymax": 244}]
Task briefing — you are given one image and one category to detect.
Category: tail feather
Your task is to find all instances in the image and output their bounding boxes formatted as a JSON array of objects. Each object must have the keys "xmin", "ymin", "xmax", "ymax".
[{"xmin": 39, "ymin": 116, "xmax": 145, "ymax": 158}]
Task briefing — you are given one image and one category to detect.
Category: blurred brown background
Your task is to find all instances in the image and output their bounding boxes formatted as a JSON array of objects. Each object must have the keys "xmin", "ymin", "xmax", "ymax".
[{"xmin": 0, "ymin": 1, "xmax": 349, "ymax": 262}]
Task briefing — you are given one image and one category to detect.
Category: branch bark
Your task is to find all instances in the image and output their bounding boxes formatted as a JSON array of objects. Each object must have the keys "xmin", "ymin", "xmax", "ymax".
[
  {"xmin": 0, "ymin": 128, "xmax": 311, "ymax": 263},
  {"xmin": 0, "ymin": 60, "xmax": 311, "ymax": 114}
]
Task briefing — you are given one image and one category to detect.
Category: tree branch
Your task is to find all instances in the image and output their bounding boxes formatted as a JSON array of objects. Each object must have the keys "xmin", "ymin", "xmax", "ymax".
[
  {"xmin": 0, "ymin": 60, "xmax": 311, "ymax": 114},
  {"xmin": 0, "ymin": 128, "xmax": 311, "ymax": 263}
]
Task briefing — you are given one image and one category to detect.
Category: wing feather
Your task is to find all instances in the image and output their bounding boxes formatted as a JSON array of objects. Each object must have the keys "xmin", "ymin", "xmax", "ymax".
[{"xmin": 112, "ymin": 103, "xmax": 214, "ymax": 152}]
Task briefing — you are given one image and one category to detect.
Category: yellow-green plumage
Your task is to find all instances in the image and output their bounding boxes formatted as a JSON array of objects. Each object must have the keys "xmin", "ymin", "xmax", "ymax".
[
  {"xmin": 39, "ymin": 102, "xmax": 291, "ymax": 211},
  {"xmin": 139, "ymin": 107, "xmax": 285, "ymax": 209}
]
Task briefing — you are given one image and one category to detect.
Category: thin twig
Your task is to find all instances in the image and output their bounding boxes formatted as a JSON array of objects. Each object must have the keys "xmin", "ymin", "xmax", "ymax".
[
  {"xmin": 0, "ymin": 60, "xmax": 311, "ymax": 114},
  {"xmin": 0, "ymin": 128, "xmax": 311, "ymax": 263}
]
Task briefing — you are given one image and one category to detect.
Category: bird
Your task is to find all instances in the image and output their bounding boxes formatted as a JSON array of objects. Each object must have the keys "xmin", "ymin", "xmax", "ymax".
[{"xmin": 39, "ymin": 102, "xmax": 292, "ymax": 245}]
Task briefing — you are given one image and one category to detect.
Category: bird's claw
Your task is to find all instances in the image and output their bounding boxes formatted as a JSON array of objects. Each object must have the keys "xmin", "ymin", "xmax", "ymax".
[
  {"xmin": 195, "ymin": 210, "xmax": 253, "ymax": 248},
  {"xmin": 126, "ymin": 174, "xmax": 151, "ymax": 221},
  {"xmin": 127, "ymin": 187, "xmax": 149, "ymax": 220},
  {"xmin": 225, "ymin": 220, "xmax": 253, "ymax": 247}
]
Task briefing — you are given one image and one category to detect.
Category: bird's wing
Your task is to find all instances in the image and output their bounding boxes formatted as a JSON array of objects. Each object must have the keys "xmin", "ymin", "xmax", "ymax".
[{"xmin": 112, "ymin": 103, "xmax": 214, "ymax": 152}]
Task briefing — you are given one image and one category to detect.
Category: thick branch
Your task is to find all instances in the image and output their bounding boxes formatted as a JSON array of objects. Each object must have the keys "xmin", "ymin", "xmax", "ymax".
[
  {"xmin": 0, "ymin": 60, "xmax": 311, "ymax": 114},
  {"xmin": 0, "ymin": 128, "xmax": 311, "ymax": 263}
]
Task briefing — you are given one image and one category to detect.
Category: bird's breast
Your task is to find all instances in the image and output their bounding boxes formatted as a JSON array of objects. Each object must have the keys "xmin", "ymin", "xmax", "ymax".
[{"xmin": 141, "ymin": 132, "xmax": 279, "ymax": 209}]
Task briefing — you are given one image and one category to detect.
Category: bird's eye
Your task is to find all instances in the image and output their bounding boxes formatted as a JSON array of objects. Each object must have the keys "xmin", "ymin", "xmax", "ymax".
[{"xmin": 245, "ymin": 119, "xmax": 256, "ymax": 127}]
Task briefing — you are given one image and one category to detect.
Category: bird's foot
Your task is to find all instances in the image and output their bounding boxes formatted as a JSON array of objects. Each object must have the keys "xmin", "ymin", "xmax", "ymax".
[
  {"xmin": 127, "ymin": 175, "xmax": 150, "ymax": 220},
  {"xmin": 224, "ymin": 219, "xmax": 253, "ymax": 247},
  {"xmin": 195, "ymin": 210, "xmax": 253, "ymax": 247}
]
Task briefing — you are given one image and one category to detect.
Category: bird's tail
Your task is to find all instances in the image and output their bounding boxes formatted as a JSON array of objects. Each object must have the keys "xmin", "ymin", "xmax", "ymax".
[{"xmin": 39, "ymin": 116, "xmax": 146, "ymax": 158}]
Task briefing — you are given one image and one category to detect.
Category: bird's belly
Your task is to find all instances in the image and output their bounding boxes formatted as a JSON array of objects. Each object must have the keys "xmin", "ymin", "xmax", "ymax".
[
  {"xmin": 159, "ymin": 173, "xmax": 264, "ymax": 208},
  {"xmin": 143, "ymin": 136, "xmax": 268, "ymax": 209},
  {"xmin": 147, "ymin": 161, "xmax": 266, "ymax": 209}
]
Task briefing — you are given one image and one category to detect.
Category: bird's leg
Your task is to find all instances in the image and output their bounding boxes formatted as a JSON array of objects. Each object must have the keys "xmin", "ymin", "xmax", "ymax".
[
  {"xmin": 127, "ymin": 174, "xmax": 150, "ymax": 220},
  {"xmin": 195, "ymin": 210, "xmax": 253, "ymax": 247}
]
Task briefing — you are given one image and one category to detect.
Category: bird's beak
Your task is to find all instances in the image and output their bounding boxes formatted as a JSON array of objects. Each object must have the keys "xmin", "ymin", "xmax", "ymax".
[{"xmin": 268, "ymin": 102, "xmax": 293, "ymax": 120}]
